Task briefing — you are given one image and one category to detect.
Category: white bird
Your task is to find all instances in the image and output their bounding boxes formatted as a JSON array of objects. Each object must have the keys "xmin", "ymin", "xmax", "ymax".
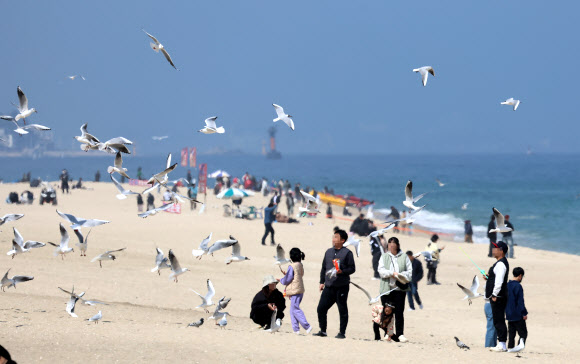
[
  {"xmin": 403, "ymin": 180, "xmax": 427, "ymax": 211},
  {"xmin": 91, "ymin": 248, "xmax": 126, "ymax": 268},
  {"xmin": 457, "ymin": 275, "xmax": 483, "ymax": 305},
  {"xmin": 73, "ymin": 228, "xmax": 90, "ymax": 257},
  {"xmin": 400, "ymin": 205, "xmax": 426, "ymax": 224},
  {"xmin": 216, "ymin": 296, "xmax": 231, "ymax": 311},
  {"xmin": 299, "ymin": 190, "xmax": 319, "ymax": 213},
  {"xmin": 0, "ymin": 213, "xmax": 24, "ymax": 229},
  {"xmin": 274, "ymin": 244, "xmax": 291, "ymax": 265},
  {"xmin": 207, "ymin": 235, "xmax": 238, "ymax": 256},
  {"xmin": 47, "ymin": 223, "xmax": 75, "ymax": 259},
  {"xmin": 75, "ymin": 123, "xmax": 100, "ymax": 151},
  {"xmin": 369, "ymin": 222, "xmax": 396, "ymax": 238},
  {"xmin": 489, "ymin": 207, "xmax": 513, "ymax": 234},
  {"xmin": 152, "ymin": 136, "xmax": 168, "ymax": 141},
  {"xmin": 187, "ymin": 318, "xmax": 204, "ymax": 328},
  {"xmin": 56, "ymin": 210, "xmax": 110, "ymax": 230},
  {"xmin": 143, "ymin": 154, "xmax": 172, "ymax": 194},
  {"xmin": 1, "ymin": 268, "xmax": 34, "ymax": 291},
  {"xmin": 264, "ymin": 309, "xmax": 282, "ymax": 333},
  {"xmin": 138, "ymin": 202, "xmax": 174, "ymax": 218},
  {"xmin": 2, "ymin": 117, "xmax": 50, "ymax": 135},
  {"xmin": 349, "ymin": 281, "xmax": 398, "ymax": 305},
  {"xmin": 12, "ymin": 86, "xmax": 37, "ymax": 124},
  {"xmin": 58, "ymin": 286, "xmax": 86, "ymax": 318},
  {"xmin": 198, "ymin": 116, "xmax": 225, "ymax": 134},
  {"xmin": 412, "ymin": 66, "xmax": 435, "ymax": 87},
  {"xmin": 272, "ymin": 104, "xmax": 295, "ymax": 131},
  {"xmin": 110, "ymin": 174, "xmax": 139, "ymax": 200},
  {"xmin": 436, "ymin": 178, "xmax": 445, "ymax": 187},
  {"xmin": 107, "ymin": 152, "xmax": 130, "ymax": 179},
  {"xmin": 88, "ymin": 310, "xmax": 102, "ymax": 324},
  {"xmin": 7, "ymin": 227, "xmax": 45, "ymax": 259},
  {"xmin": 209, "ymin": 297, "xmax": 230, "ymax": 321},
  {"xmin": 217, "ymin": 313, "xmax": 228, "ymax": 329},
  {"xmin": 192, "ymin": 233, "xmax": 213, "ymax": 259},
  {"xmin": 413, "ymin": 251, "xmax": 434, "ymax": 261},
  {"xmin": 191, "ymin": 279, "xmax": 216, "ymax": 312},
  {"xmin": 507, "ymin": 338, "xmax": 525, "ymax": 353},
  {"xmin": 344, "ymin": 237, "xmax": 361, "ymax": 257},
  {"xmin": 151, "ymin": 247, "xmax": 171, "ymax": 275},
  {"xmin": 501, "ymin": 98, "xmax": 521, "ymax": 111},
  {"xmin": 168, "ymin": 249, "xmax": 189, "ymax": 283},
  {"xmin": 146, "ymin": 162, "xmax": 177, "ymax": 185},
  {"xmin": 67, "ymin": 75, "xmax": 86, "ymax": 81},
  {"xmin": 142, "ymin": 29, "xmax": 178, "ymax": 70},
  {"xmin": 461, "ymin": 203, "xmax": 469, "ymax": 210},
  {"xmin": 225, "ymin": 242, "xmax": 250, "ymax": 264},
  {"xmin": 98, "ymin": 137, "xmax": 133, "ymax": 154}
]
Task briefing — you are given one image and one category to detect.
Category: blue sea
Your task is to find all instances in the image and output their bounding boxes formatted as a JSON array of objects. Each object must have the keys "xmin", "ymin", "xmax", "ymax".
[{"xmin": 1, "ymin": 153, "xmax": 579, "ymax": 255}]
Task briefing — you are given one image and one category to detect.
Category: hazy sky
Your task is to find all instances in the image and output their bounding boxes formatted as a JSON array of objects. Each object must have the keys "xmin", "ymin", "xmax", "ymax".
[{"xmin": 1, "ymin": 1, "xmax": 577, "ymax": 155}]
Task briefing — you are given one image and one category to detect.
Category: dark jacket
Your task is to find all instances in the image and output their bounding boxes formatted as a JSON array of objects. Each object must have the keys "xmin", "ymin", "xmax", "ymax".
[
  {"xmin": 485, "ymin": 257, "xmax": 509, "ymax": 300},
  {"xmin": 264, "ymin": 205, "xmax": 277, "ymax": 224},
  {"xmin": 464, "ymin": 222, "xmax": 473, "ymax": 235},
  {"xmin": 506, "ymin": 280, "xmax": 528, "ymax": 321},
  {"xmin": 411, "ymin": 259, "xmax": 423, "ymax": 283},
  {"xmin": 487, "ymin": 220, "xmax": 497, "ymax": 241},
  {"xmin": 319, "ymin": 247, "xmax": 356, "ymax": 287},
  {"xmin": 370, "ymin": 236, "xmax": 382, "ymax": 256},
  {"xmin": 502, "ymin": 221, "xmax": 515, "ymax": 238},
  {"xmin": 250, "ymin": 288, "xmax": 286, "ymax": 321}
]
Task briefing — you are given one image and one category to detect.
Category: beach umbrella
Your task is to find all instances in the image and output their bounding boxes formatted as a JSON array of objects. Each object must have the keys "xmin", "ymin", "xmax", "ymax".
[
  {"xmin": 209, "ymin": 170, "xmax": 230, "ymax": 178},
  {"xmin": 217, "ymin": 188, "xmax": 255, "ymax": 200}
]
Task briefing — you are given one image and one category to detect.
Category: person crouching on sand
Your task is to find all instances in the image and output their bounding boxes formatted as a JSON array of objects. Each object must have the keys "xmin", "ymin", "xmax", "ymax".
[
  {"xmin": 371, "ymin": 303, "xmax": 396, "ymax": 342},
  {"xmin": 278, "ymin": 248, "xmax": 312, "ymax": 334}
]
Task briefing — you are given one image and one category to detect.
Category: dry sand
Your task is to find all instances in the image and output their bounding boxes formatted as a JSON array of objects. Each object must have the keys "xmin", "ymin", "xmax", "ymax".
[{"xmin": 0, "ymin": 181, "xmax": 578, "ymax": 363}]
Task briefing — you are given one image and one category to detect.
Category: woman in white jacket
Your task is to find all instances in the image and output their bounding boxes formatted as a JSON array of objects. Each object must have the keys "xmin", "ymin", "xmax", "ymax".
[{"xmin": 378, "ymin": 236, "xmax": 413, "ymax": 343}]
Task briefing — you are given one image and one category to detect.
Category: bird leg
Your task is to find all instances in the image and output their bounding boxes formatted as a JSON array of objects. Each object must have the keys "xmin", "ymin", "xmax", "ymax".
[
  {"xmin": 61, "ymin": 255, "xmax": 64, "ymax": 261},
  {"xmin": 99, "ymin": 261, "xmax": 102, "ymax": 268},
  {"xmin": 158, "ymin": 270, "xmax": 161, "ymax": 276},
  {"xmin": 468, "ymin": 299, "xmax": 472, "ymax": 306}
]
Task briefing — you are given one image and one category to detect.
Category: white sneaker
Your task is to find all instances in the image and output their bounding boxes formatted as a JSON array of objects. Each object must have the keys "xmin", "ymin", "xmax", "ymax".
[
  {"xmin": 371, "ymin": 277, "xmax": 380, "ymax": 281},
  {"xmin": 408, "ymin": 308, "xmax": 415, "ymax": 311},
  {"xmin": 294, "ymin": 331, "xmax": 300, "ymax": 335},
  {"xmin": 398, "ymin": 335, "xmax": 409, "ymax": 343},
  {"xmin": 490, "ymin": 344, "xmax": 506, "ymax": 352},
  {"xmin": 306, "ymin": 326, "xmax": 313, "ymax": 334}
]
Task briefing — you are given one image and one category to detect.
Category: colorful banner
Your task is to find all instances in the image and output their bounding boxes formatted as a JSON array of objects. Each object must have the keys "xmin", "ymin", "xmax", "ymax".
[
  {"xmin": 163, "ymin": 202, "xmax": 181, "ymax": 214},
  {"xmin": 181, "ymin": 148, "xmax": 188, "ymax": 166},
  {"xmin": 198, "ymin": 163, "xmax": 207, "ymax": 194},
  {"xmin": 189, "ymin": 147, "xmax": 197, "ymax": 168}
]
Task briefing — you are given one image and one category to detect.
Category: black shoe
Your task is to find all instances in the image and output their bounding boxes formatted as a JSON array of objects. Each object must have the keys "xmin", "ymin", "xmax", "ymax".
[
  {"xmin": 270, "ymin": 242, "xmax": 276, "ymax": 246},
  {"xmin": 434, "ymin": 282, "xmax": 441, "ymax": 285},
  {"xmin": 335, "ymin": 333, "xmax": 346, "ymax": 339},
  {"xmin": 313, "ymin": 331, "xmax": 327, "ymax": 337},
  {"xmin": 261, "ymin": 242, "xmax": 266, "ymax": 246}
]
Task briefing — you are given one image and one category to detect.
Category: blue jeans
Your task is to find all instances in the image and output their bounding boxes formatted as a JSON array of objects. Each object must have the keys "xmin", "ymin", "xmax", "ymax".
[
  {"xmin": 503, "ymin": 236, "xmax": 514, "ymax": 258},
  {"xmin": 484, "ymin": 302, "xmax": 497, "ymax": 347},
  {"xmin": 406, "ymin": 281, "xmax": 422, "ymax": 309}
]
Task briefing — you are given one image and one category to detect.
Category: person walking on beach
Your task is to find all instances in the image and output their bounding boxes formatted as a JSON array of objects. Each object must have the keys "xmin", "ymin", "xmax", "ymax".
[
  {"xmin": 506, "ymin": 267, "xmax": 528, "ymax": 350},
  {"xmin": 464, "ymin": 220, "xmax": 473, "ymax": 243},
  {"xmin": 261, "ymin": 201, "xmax": 277, "ymax": 246},
  {"xmin": 487, "ymin": 215, "xmax": 497, "ymax": 257},
  {"xmin": 60, "ymin": 169, "xmax": 70, "ymax": 194},
  {"xmin": 286, "ymin": 192, "xmax": 294, "ymax": 216},
  {"xmin": 94, "ymin": 170, "xmax": 101, "ymax": 182},
  {"xmin": 146, "ymin": 193, "xmax": 155, "ymax": 210},
  {"xmin": 378, "ymin": 237, "xmax": 412, "ymax": 343},
  {"xmin": 406, "ymin": 251, "xmax": 423, "ymax": 310},
  {"xmin": 425, "ymin": 234, "xmax": 445, "ymax": 285},
  {"xmin": 278, "ymin": 248, "xmax": 312, "ymax": 334},
  {"xmin": 137, "ymin": 194, "xmax": 144, "ymax": 212},
  {"xmin": 370, "ymin": 233, "xmax": 384, "ymax": 280},
  {"xmin": 502, "ymin": 215, "xmax": 515, "ymax": 258},
  {"xmin": 484, "ymin": 241, "xmax": 510, "ymax": 352},
  {"xmin": 313, "ymin": 229, "xmax": 356, "ymax": 339}
]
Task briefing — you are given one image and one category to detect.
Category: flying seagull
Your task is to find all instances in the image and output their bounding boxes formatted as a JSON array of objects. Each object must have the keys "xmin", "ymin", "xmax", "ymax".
[
  {"xmin": 146, "ymin": 162, "xmax": 177, "ymax": 185},
  {"xmin": 461, "ymin": 203, "xmax": 469, "ymax": 210},
  {"xmin": 1, "ymin": 269, "xmax": 34, "ymax": 291},
  {"xmin": 110, "ymin": 175, "xmax": 139, "ymax": 200},
  {"xmin": 47, "ymin": 223, "xmax": 75, "ymax": 259},
  {"xmin": 187, "ymin": 318, "xmax": 204, "ymax": 328},
  {"xmin": 56, "ymin": 210, "xmax": 110, "ymax": 230},
  {"xmin": 207, "ymin": 235, "xmax": 238, "ymax": 256},
  {"xmin": 151, "ymin": 248, "xmax": 171, "ymax": 275},
  {"xmin": 403, "ymin": 180, "xmax": 427, "ymax": 211},
  {"xmin": 457, "ymin": 275, "xmax": 483, "ymax": 305},
  {"xmin": 264, "ymin": 309, "xmax": 282, "ymax": 333},
  {"xmin": 107, "ymin": 152, "xmax": 130, "ymax": 179},
  {"xmin": 489, "ymin": 207, "xmax": 513, "ymax": 234},
  {"xmin": 299, "ymin": 190, "xmax": 319, "ymax": 213},
  {"xmin": 67, "ymin": 75, "xmax": 86, "ymax": 81},
  {"xmin": 344, "ymin": 237, "xmax": 361, "ymax": 257},
  {"xmin": 274, "ymin": 244, "xmax": 291, "ymax": 265},
  {"xmin": 98, "ymin": 137, "xmax": 133, "ymax": 154},
  {"xmin": 168, "ymin": 249, "xmax": 189, "ymax": 282},
  {"xmin": 58, "ymin": 286, "xmax": 86, "ymax": 318},
  {"xmin": 152, "ymin": 136, "xmax": 168, "ymax": 141},
  {"xmin": 91, "ymin": 248, "xmax": 126, "ymax": 268},
  {"xmin": 272, "ymin": 104, "xmax": 295, "ymax": 131},
  {"xmin": 0, "ymin": 214, "xmax": 24, "ymax": 229},
  {"xmin": 142, "ymin": 29, "xmax": 178, "ymax": 70},
  {"xmin": 370, "ymin": 222, "xmax": 396, "ymax": 239},
  {"xmin": 501, "ymin": 98, "xmax": 521, "ymax": 111},
  {"xmin": 138, "ymin": 202, "xmax": 174, "ymax": 218},
  {"xmin": 225, "ymin": 242, "xmax": 250, "ymax": 264},
  {"xmin": 73, "ymin": 228, "xmax": 91, "ymax": 257},
  {"xmin": 2, "ymin": 117, "xmax": 50, "ymax": 135},
  {"xmin": 455, "ymin": 337, "xmax": 470, "ymax": 350},
  {"xmin": 209, "ymin": 297, "xmax": 230, "ymax": 321},
  {"xmin": 75, "ymin": 123, "xmax": 100, "ymax": 151},
  {"xmin": 435, "ymin": 178, "xmax": 445, "ymax": 187},
  {"xmin": 192, "ymin": 233, "xmax": 213, "ymax": 259},
  {"xmin": 350, "ymin": 281, "xmax": 398, "ymax": 305},
  {"xmin": 191, "ymin": 279, "xmax": 216, "ymax": 313},
  {"xmin": 7, "ymin": 227, "xmax": 45, "ymax": 258},
  {"xmin": 198, "ymin": 117, "xmax": 225, "ymax": 134},
  {"xmin": 412, "ymin": 66, "xmax": 435, "ymax": 87},
  {"xmin": 12, "ymin": 86, "xmax": 37, "ymax": 124}
]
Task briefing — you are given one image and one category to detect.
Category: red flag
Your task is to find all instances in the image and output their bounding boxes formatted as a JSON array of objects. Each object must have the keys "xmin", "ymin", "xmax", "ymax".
[
  {"xmin": 189, "ymin": 147, "xmax": 197, "ymax": 168},
  {"xmin": 180, "ymin": 148, "xmax": 188, "ymax": 167},
  {"xmin": 198, "ymin": 163, "xmax": 207, "ymax": 194}
]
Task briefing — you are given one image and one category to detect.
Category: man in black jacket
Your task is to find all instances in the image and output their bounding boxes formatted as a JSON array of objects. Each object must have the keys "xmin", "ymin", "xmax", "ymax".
[
  {"xmin": 313, "ymin": 229, "xmax": 356, "ymax": 339},
  {"xmin": 485, "ymin": 241, "xmax": 510, "ymax": 352},
  {"xmin": 487, "ymin": 215, "xmax": 497, "ymax": 257},
  {"xmin": 406, "ymin": 251, "xmax": 423, "ymax": 310}
]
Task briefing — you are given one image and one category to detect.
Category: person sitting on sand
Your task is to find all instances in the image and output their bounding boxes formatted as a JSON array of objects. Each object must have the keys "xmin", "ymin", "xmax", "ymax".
[
  {"xmin": 371, "ymin": 302, "xmax": 396, "ymax": 341},
  {"xmin": 250, "ymin": 275, "xmax": 286, "ymax": 329},
  {"xmin": 0, "ymin": 344, "xmax": 16, "ymax": 364}
]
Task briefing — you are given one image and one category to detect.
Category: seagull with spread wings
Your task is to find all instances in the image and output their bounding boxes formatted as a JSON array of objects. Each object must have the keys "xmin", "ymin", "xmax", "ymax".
[
  {"xmin": 47, "ymin": 223, "xmax": 75, "ymax": 259},
  {"xmin": 198, "ymin": 116, "xmax": 225, "ymax": 134},
  {"xmin": 12, "ymin": 86, "xmax": 37, "ymax": 124},
  {"xmin": 412, "ymin": 66, "xmax": 435, "ymax": 87},
  {"xmin": 7, "ymin": 227, "xmax": 45, "ymax": 259},
  {"xmin": 1, "ymin": 268, "xmax": 34, "ymax": 291},
  {"xmin": 272, "ymin": 104, "xmax": 295, "ymax": 131},
  {"xmin": 168, "ymin": 249, "xmax": 189, "ymax": 283},
  {"xmin": 142, "ymin": 29, "xmax": 178, "ymax": 70},
  {"xmin": 91, "ymin": 248, "xmax": 126, "ymax": 268}
]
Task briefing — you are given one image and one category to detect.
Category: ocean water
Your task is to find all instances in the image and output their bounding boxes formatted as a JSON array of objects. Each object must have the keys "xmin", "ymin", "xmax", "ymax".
[{"xmin": 1, "ymin": 153, "xmax": 579, "ymax": 255}]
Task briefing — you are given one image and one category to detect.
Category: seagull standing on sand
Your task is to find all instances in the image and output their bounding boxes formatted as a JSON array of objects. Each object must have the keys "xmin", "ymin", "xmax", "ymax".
[
  {"xmin": 151, "ymin": 248, "xmax": 171, "ymax": 275},
  {"xmin": 457, "ymin": 275, "xmax": 483, "ymax": 305},
  {"xmin": 272, "ymin": 104, "xmax": 295, "ymax": 131},
  {"xmin": 91, "ymin": 248, "xmax": 126, "ymax": 268},
  {"xmin": 107, "ymin": 152, "xmax": 130, "ymax": 179},
  {"xmin": 12, "ymin": 86, "xmax": 37, "ymax": 124},
  {"xmin": 191, "ymin": 279, "xmax": 216, "ymax": 313},
  {"xmin": 501, "ymin": 98, "xmax": 521, "ymax": 111},
  {"xmin": 225, "ymin": 242, "xmax": 250, "ymax": 264},
  {"xmin": 412, "ymin": 66, "xmax": 435, "ymax": 86},
  {"xmin": 192, "ymin": 233, "xmax": 213, "ymax": 259},
  {"xmin": 47, "ymin": 223, "xmax": 75, "ymax": 259},
  {"xmin": 57, "ymin": 210, "xmax": 110, "ymax": 230},
  {"xmin": 110, "ymin": 175, "xmax": 139, "ymax": 200},
  {"xmin": 274, "ymin": 244, "xmax": 291, "ymax": 265},
  {"xmin": 168, "ymin": 249, "xmax": 189, "ymax": 282},
  {"xmin": 198, "ymin": 117, "xmax": 225, "ymax": 134},
  {"xmin": 264, "ymin": 309, "xmax": 282, "ymax": 333},
  {"xmin": 489, "ymin": 207, "xmax": 513, "ymax": 234},
  {"xmin": 88, "ymin": 310, "xmax": 102, "ymax": 324},
  {"xmin": 404, "ymin": 180, "xmax": 427, "ymax": 211},
  {"xmin": 455, "ymin": 337, "xmax": 470, "ymax": 350},
  {"xmin": 73, "ymin": 228, "xmax": 90, "ymax": 257},
  {"xmin": 217, "ymin": 313, "xmax": 228, "ymax": 329},
  {"xmin": 349, "ymin": 281, "xmax": 398, "ymax": 305},
  {"xmin": 1, "ymin": 269, "xmax": 34, "ymax": 291},
  {"xmin": 142, "ymin": 29, "xmax": 178, "ymax": 70},
  {"xmin": 7, "ymin": 227, "xmax": 45, "ymax": 259}
]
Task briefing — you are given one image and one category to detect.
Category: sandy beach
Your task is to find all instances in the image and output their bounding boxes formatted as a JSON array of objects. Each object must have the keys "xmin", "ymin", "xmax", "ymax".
[{"xmin": 0, "ymin": 181, "xmax": 578, "ymax": 363}]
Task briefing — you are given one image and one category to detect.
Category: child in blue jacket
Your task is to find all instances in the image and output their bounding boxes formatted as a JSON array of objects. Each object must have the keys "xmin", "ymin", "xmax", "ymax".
[{"xmin": 506, "ymin": 267, "xmax": 528, "ymax": 349}]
